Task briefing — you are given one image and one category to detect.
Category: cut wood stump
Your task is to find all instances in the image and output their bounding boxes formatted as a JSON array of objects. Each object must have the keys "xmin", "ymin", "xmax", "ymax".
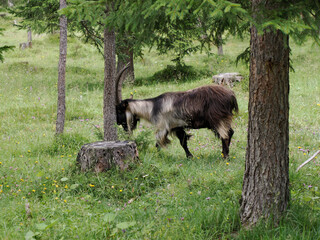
[
  {"xmin": 77, "ymin": 141, "xmax": 139, "ymax": 172},
  {"xmin": 212, "ymin": 72, "xmax": 243, "ymax": 88}
]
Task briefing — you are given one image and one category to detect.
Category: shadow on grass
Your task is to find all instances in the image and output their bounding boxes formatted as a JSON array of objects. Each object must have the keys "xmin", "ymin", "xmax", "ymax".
[{"xmin": 134, "ymin": 64, "xmax": 213, "ymax": 86}]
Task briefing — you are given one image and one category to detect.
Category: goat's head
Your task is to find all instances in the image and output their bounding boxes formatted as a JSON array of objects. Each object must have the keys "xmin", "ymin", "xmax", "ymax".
[
  {"xmin": 116, "ymin": 100, "xmax": 139, "ymax": 133},
  {"xmin": 115, "ymin": 63, "xmax": 139, "ymax": 133}
]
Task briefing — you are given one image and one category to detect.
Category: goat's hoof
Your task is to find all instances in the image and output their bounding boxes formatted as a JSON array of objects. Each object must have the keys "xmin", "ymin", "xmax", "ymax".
[{"xmin": 187, "ymin": 154, "xmax": 193, "ymax": 159}]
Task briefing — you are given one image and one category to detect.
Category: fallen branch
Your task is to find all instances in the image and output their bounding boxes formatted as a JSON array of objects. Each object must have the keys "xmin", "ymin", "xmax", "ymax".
[{"xmin": 296, "ymin": 150, "xmax": 320, "ymax": 172}]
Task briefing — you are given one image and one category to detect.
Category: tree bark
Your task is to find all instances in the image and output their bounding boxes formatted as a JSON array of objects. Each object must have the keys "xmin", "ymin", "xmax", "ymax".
[
  {"xmin": 7, "ymin": 0, "xmax": 13, "ymax": 7},
  {"xmin": 103, "ymin": 3, "xmax": 118, "ymax": 141},
  {"xmin": 240, "ymin": 1, "xmax": 290, "ymax": 226},
  {"xmin": 117, "ymin": 43, "xmax": 135, "ymax": 83},
  {"xmin": 27, "ymin": 27, "xmax": 32, "ymax": 48},
  {"xmin": 56, "ymin": 0, "xmax": 67, "ymax": 134},
  {"xmin": 217, "ymin": 33, "xmax": 223, "ymax": 55},
  {"xmin": 77, "ymin": 141, "xmax": 139, "ymax": 172}
]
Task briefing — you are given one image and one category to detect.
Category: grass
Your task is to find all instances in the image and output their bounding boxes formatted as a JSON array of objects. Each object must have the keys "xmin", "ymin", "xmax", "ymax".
[{"xmin": 0, "ymin": 15, "xmax": 320, "ymax": 239}]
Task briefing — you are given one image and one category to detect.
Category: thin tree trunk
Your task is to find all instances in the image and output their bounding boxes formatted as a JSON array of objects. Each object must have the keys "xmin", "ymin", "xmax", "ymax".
[
  {"xmin": 240, "ymin": 0, "xmax": 290, "ymax": 226},
  {"xmin": 56, "ymin": 0, "xmax": 67, "ymax": 134},
  {"xmin": 128, "ymin": 48, "xmax": 135, "ymax": 81},
  {"xmin": 7, "ymin": 0, "xmax": 13, "ymax": 7},
  {"xmin": 27, "ymin": 27, "xmax": 32, "ymax": 48},
  {"xmin": 103, "ymin": 4, "xmax": 118, "ymax": 141},
  {"xmin": 117, "ymin": 44, "xmax": 135, "ymax": 83},
  {"xmin": 217, "ymin": 33, "xmax": 223, "ymax": 55}
]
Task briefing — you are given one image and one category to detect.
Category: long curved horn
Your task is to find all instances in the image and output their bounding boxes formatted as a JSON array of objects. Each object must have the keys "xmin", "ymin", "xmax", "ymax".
[{"xmin": 115, "ymin": 63, "xmax": 130, "ymax": 104}]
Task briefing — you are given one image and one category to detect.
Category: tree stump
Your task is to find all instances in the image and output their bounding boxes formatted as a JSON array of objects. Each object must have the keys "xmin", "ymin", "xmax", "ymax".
[
  {"xmin": 212, "ymin": 72, "xmax": 243, "ymax": 88},
  {"xmin": 76, "ymin": 141, "xmax": 139, "ymax": 172}
]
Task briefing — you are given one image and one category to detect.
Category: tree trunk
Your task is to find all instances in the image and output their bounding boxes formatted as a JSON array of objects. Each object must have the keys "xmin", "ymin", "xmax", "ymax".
[
  {"xmin": 7, "ymin": 0, "xmax": 13, "ymax": 7},
  {"xmin": 56, "ymin": 0, "xmax": 67, "ymax": 134},
  {"xmin": 117, "ymin": 43, "xmax": 135, "ymax": 83},
  {"xmin": 27, "ymin": 27, "xmax": 32, "ymax": 48},
  {"xmin": 240, "ymin": 1, "xmax": 290, "ymax": 226},
  {"xmin": 217, "ymin": 33, "xmax": 223, "ymax": 55},
  {"xmin": 103, "ymin": 4, "xmax": 118, "ymax": 141}
]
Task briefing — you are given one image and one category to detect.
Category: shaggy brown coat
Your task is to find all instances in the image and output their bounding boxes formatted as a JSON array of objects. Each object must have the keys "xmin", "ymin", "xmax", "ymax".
[{"xmin": 116, "ymin": 85, "xmax": 238, "ymax": 158}]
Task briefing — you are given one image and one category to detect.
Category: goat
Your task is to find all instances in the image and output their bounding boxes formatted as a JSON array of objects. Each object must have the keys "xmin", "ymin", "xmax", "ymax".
[{"xmin": 115, "ymin": 75, "xmax": 238, "ymax": 158}]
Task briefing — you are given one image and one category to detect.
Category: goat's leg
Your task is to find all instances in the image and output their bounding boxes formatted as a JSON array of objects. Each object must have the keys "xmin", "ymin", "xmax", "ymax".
[
  {"xmin": 221, "ymin": 128, "xmax": 234, "ymax": 158},
  {"xmin": 174, "ymin": 128, "xmax": 193, "ymax": 158},
  {"xmin": 155, "ymin": 129, "xmax": 170, "ymax": 149}
]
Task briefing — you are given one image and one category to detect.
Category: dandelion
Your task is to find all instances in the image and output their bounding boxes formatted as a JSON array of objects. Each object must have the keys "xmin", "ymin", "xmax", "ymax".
[
  {"xmin": 0, "ymin": 162, "xmax": 2, "ymax": 165},
  {"xmin": 28, "ymin": 150, "xmax": 31, "ymax": 153},
  {"xmin": 32, "ymin": 190, "xmax": 35, "ymax": 192},
  {"xmin": 43, "ymin": 134, "xmax": 46, "ymax": 137},
  {"xmin": 20, "ymin": 179, "xmax": 24, "ymax": 182},
  {"xmin": 120, "ymin": 189, "xmax": 123, "ymax": 192},
  {"xmin": 190, "ymin": 192, "xmax": 193, "ymax": 195},
  {"xmin": 111, "ymin": 186, "xmax": 114, "ymax": 188},
  {"xmin": 64, "ymin": 200, "xmax": 67, "ymax": 203},
  {"xmin": 226, "ymin": 162, "xmax": 229, "ymax": 165},
  {"xmin": 55, "ymin": 197, "xmax": 58, "ymax": 200},
  {"xmin": 55, "ymin": 185, "xmax": 59, "ymax": 188},
  {"xmin": 61, "ymin": 168, "xmax": 65, "ymax": 171},
  {"xmin": 35, "ymin": 161, "xmax": 38, "ymax": 164},
  {"xmin": 64, "ymin": 185, "xmax": 68, "ymax": 189},
  {"xmin": 89, "ymin": 184, "xmax": 94, "ymax": 187}
]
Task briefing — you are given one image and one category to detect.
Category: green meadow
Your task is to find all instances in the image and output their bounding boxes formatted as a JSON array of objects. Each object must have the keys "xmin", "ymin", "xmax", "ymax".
[{"xmin": 0, "ymin": 15, "xmax": 320, "ymax": 239}]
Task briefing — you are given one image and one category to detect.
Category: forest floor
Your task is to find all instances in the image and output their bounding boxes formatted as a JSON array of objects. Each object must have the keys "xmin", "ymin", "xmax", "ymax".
[{"xmin": 0, "ymin": 15, "xmax": 320, "ymax": 239}]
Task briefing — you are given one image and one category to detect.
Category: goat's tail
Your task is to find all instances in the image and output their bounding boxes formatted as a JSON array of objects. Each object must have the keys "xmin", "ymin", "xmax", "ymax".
[{"xmin": 231, "ymin": 94, "xmax": 239, "ymax": 115}]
